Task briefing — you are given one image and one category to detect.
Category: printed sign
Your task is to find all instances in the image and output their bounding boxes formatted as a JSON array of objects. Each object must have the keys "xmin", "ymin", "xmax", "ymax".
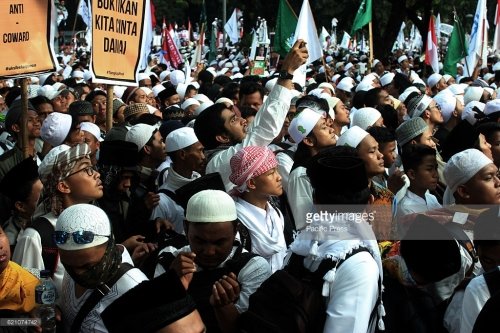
[
  {"xmin": 91, "ymin": 0, "xmax": 147, "ymax": 85},
  {"xmin": 0, "ymin": 0, "xmax": 57, "ymax": 78}
]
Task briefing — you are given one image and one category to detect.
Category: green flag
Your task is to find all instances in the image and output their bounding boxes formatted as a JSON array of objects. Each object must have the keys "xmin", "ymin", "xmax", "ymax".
[
  {"xmin": 351, "ymin": 0, "xmax": 372, "ymax": 34},
  {"xmin": 443, "ymin": 15, "xmax": 468, "ymax": 76},
  {"xmin": 274, "ymin": 0, "xmax": 298, "ymax": 57}
]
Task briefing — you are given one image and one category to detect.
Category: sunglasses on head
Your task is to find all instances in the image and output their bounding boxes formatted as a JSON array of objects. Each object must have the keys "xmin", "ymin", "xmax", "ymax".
[{"xmin": 53, "ymin": 230, "xmax": 110, "ymax": 245}]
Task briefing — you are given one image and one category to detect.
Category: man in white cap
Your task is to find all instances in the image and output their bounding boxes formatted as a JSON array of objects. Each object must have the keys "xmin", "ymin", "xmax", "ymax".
[
  {"xmin": 427, "ymin": 73, "xmax": 448, "ymax": 96},
  {"xmin": 396, "ymin": 55, "xmax": 419, "ymax": 82},
  {"xmin": 193, "ymin": 40, "xmax": 309, "ymax": 191},
  {"xmin": 287, "ymin": 107, "xmax": 337, "ymax": 231},
  {"xmin": 55, "ymin": 204, "xmax": 149, "ymax": 332},
  {"xmin": 335, "ymin": 77, "xmax": 355, "ymax": 107},
  {"xmin": 81, "ymin": 122, "xmax": 103, "ymax": 166},
  {"xmin": 406, "ymin": 94, "xmax": 443, "ymax": 134},
  {"xmin": 155, "ymin": 189, "xmax": 271, "ymax": 333}
]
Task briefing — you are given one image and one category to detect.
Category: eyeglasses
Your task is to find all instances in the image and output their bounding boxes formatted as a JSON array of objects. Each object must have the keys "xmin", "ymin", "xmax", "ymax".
[
  {"xmin": 65, "ymin": 165, "xmax": 96, "ymax": 179},
  {"xmin": 53, "ymin": 230, "xmax": 109, "ymax": 245}
]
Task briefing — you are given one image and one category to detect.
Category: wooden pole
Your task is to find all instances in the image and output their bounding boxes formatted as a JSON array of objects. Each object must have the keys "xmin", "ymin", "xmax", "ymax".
[
  {"xmin": 20, "ymin": 78, "xmax": 29, "ymax": 159},
  {"xmin": 106, "ymin": 85, "xmax": 114, "ymax": 132},
  {"xmin": 368, "ymin": 22, "xmax": 374, "ymax": 73},
  {"xmin": 321, "ymin": 56, "xmax": 329, "ymax": 83}
]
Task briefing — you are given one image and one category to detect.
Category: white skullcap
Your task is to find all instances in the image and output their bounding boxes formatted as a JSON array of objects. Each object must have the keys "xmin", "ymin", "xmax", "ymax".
[
  {"xmin": 483, "ymin": 73, "xmax": 495, "ymax": 82},
  {"xmin": 38, "ymin": 144, "xmax": 71, "ymax": 183},
  {"xmin": 289, "ymin": 108, "xmax": 323, "ymax": 144},
  {"xmin": 344, "ymin": 63, "xmax": 354, "ymax": 71},
  {"xmin": 159, "ymin": 70, "xmax": 171, "ymax": 82},
  {"xmin": 83, "ymin": 70, "xmax": 92, "ymax": 82},
  {"xmin": 72, "ymin": 70, "xmax": 84, "ymax": 79},
  {"xmin": 140, "ymin": 87, "xmax": 153, "ymax": 96},
  {"xmin": 39, "ymin": 73, "xmax": 53, "ymax": 86},
  {"xmin": 114, "ymin": 86, "xmax": 127, "ymax": 99},
  {"xmin": 351, "ymin": 107, "xmax": 382, "ymax": 130},
  {"xmin": 193, "ymin": 94, "xmax": 211, "ymax": 104},
  {"xmin": 332, "ymin": 74, "xmax": 341, "ymax": 83},
  {"xmin": 462, "ymin": 101, "xmax": 485, "ymax": 125},
  {"xmin": 493, "ymin": 62, "xmax": 500, "ymax": 72},
  {"xmin": 408, "ymin": 94, "xmax": 433, "ymax": 118},
  {"xmin": 224, "ymin": 62, "xmax": 234, "ymax": 68},
  {"xmin": 398, "ymin": 86, "xmax": 421, "ymax": 103},
  {"xmin": 443, "ymin": 74, "xmax": 453, "ymax": 83},
  {"xmin": 56, "ymin": 204, "xmax": 111, "ymax": 251},
  {"xmin": 41, "ymin": 112, "xmax": 72, "ymax": 147},
  {"xmin": 137, "ymin": 73, "xmax": 150, "ymax": 82},
  {"xmin": 337, "ymin": 126, "xmax": 369, "ymax": 148},
  {"xmin": 186, "ymin": 190, "xmax": 237, "ymax": 222},
  {"xmin": 318, "ymin": 82, "xmax": 335, "ymax": 94},
  {"xmin": 427, "ymin": 73, "xmax": 443, "ymax": 88},
  {"xmin": 308, "ymin": 88, "xmax": 324, "ymax": 97},
  {"xmin": 464, "ymin": 86, "xmax": 484, "ymax": 105},
  {"xmin": 355, "ymin": 81, "xmax": 375, "ymax": 92},
  {"xmin": 363, "ymin": 73, "xmax": 379, "ymax": 83},
  {"xmin": 80, "ymin": 122, "xmax": 103, "ymax": 142},
  {"xmin": 152, "ymin": 84, "xmax": 166, "ymax": 97},
  {"xmin": 380, "ymin": 73, "xmax": 395, "ymax": 87},
  {"xmin": 176, "ymin": 83, "xmax": 189, "ymax": 100},
  {"xmin": 45, "ymin": 89, "xmax": 63, "ymax": 101},
  {"xmin": 336, "ymin": 77, "xmax": 355, "ymax": 92},
  {"xmin": 218, "ymin": 68, "xmax": 229, "ymax": 76},
  {"xmin": 484, "ymin": 99, "xmax": 500, "ymax": 116},
  {"xmin": 231, "ymin": 73, "xmax": 244, "ymax": 80},
  {"xmin": 447, "ymin": 84, "xmax": 465, "ymax": 96},
  {"xmin": 265, "ymin": 78, "xmax": 278, "ymax": 92},
  {"xmin": 146, "ymin": 104, "xmax": 159, "ymax": 114},
  {"xmin": 325, "ymin": 56, "xmax": 333, "ymax": 63},
  {"xmin": 165, "ymin": 127, "xmax": 199, "ymax": 153},
  {"xmin": 444, "ymin": 149, "xmax": 493, "ymax": 199},
  {"xmin": 181, "ymin": 98, "xmax": 200, "ymax": 111},
  {"xmin": 433, "ymin": 90, "xmax": 457, "ymax": 123},
  {"xmin": 206, "ymin": 67, "xmax": 217, "ymax": 77},
  {"xmin": 195, "ymin": 101, "xmax": 214, "ymax": 116},
  {"xmin": 335, "ymin": 62, "xmax": 345, "ymax": 70},
  {"xmin": 325, "ymin": 96, "xmax": 340, "ymax": 119},
  {"xmin": 398, "ymin": 55, "xmax": 408, "ymax": 63},
  {"xmin": 215, "ymin": 97, "xmax": 233, "ymax": 106},
  {"xmin": 372, "ymin": 59, "xmax": 380, "ymax": 68},
  {"xmin": 52, "ymin": 82, "xmax": 66, "ymax": 92},
  {"xmin": 125, "ymin": 123, "xmax": 157, "ymax": 151},
  {"xmin": 190, "ymin": 81, "xmax": 200, "ymax": 90},
  {"xmin": 484, "ymin": 87, "xmax": 494, "ymax": 97},
  {"xmin": 170, "ymin": 70, "xmax": 185, "ymax": 86}
]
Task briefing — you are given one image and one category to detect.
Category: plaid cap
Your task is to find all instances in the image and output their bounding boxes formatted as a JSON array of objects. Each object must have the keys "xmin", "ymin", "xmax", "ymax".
[
  {"xmin": 124, "ymin": 103, "xmax": 149, "ymax": 121},
  {"xmin": 69, "ymin": 100, "xmax": 95, "ymax": 116}
]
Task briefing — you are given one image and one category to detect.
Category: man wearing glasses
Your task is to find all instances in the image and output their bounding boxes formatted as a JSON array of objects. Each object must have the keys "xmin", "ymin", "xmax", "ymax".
[{"xmin": 13, "ymin": 144, "xmax": 103, "ymax": 295}]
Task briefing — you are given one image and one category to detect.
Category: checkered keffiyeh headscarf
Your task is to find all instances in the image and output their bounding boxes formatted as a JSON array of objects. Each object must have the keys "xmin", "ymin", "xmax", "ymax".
[
  {"xmin": 44, "ymin": 143, "xmax": 91, "ymax": 216},
  {"xmin": 229, "ymin": 146, "xmax": 278, "ymax": 195}
]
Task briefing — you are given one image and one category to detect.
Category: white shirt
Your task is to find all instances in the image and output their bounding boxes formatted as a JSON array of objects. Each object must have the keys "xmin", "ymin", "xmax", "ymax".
[
  {"xmin": 396, "ymin": 189, "xmax": 442, "ymax": 217},
  {"xmin": 275, "ymin": 144, "xmax": 297, "ymax": 190},
  {"xmin": 155, "ymin": 245, "xmax": 272, "ymax": 313},
  {"xmin": 206, "ymin": 84, "xmax": 292, "ymax": 191},
  {"xmin": 60, "ymin": 248, "xmax": 148, "ymax": 333},
  {"xmin": 460, "ymin": 274, "xmax": 492, "ymax": 333},
  {"xmin": 150, "ymin": 193, "xmax": 185, "ymax": 234},
  {"xmin": 235, "ymin": 198, "xmax": 287, "ymax": 272},
  {"xmin": 287, "ymin": 166, "xmax": 313, "ymax": 231}
]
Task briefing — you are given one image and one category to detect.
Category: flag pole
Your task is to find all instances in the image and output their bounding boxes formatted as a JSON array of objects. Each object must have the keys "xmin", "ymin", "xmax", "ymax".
[
  {"xmin": 20, "ymin": 78, "xmax": 29, "ymax": 159},
  {"xmin": 321, "ymin": 57, "xmax": 329, "ymax": 83},
  {"xmin": 368, "ymin": 22, "xmax": 374, "ymax": 72},
  {"xmin": 72, "ymin": 0, "xmax": 82, "ymax": 45},
  {"xmin": 454, "ymin": 8, "xmax": 471, "ymax": 77},
  {"xmin": 106, "ymin": 85, "xmax": 114, "ymax": 132}
]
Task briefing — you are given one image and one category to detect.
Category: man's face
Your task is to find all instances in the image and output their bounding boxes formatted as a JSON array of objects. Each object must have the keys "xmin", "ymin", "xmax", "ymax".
[
  {"xmin": 380, "ymin": 141, "xmax": 397, "ymax": 168},
  {"xmin": 377, "ymin": 90, "xmax": 392, "ymax": 107},
  {"xmin": 83, "ymin": 131, "xmax": 99, "ymax": 157},
  {"xmin": 51, "ymin": 94, "xmax": 68, "ymax": 113},
  {"xmin": 333, "ymin": 101, "xmax": 350, "ymax": 127},
  {"xmin": 91, "ymin": 95, "xmax": 107, "ymax": 125},
  {"xmin": 145, "ymin": 131, "xmax": 167, "ymax": 165},
  {"xmin": 18, "ymin": 179, "xmax": 43, "ymax": 220},
  {"xmin": 61, "ymin": 157, "xmax": 103, "ymax": 202},
  {"xmin": 357, "ymin": 135, "xmax": 385, "ymax": 177},
  {"xmin": 59, "ymin": 243, "xmax": 107, "ymax": 277},
  {"xmin": 220, "ymin": 109, "xmax": 248, "ymax": 144},
  {"xmin": 0, "ymin": 226, "xmax": 11, "ymax": 273},
  {"xmin": 117, "ymin": 170, "xmax": 135, "ymax": 192},
  {"xmin": 187, "ymin": 221, "xmax": 236, "ymax": 269},
  {"xmin": 183, "ymin": 142, "xmax": 206, "ymax": 174},
  {"xmin": 240, "ymin": 91, "xmax": 263, "ymax": 111}
]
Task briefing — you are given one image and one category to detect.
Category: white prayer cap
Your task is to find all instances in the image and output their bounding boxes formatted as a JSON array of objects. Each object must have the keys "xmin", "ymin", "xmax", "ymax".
[
  {"xmin": 335, "ymin": 62, "xmax": 345, "ymax": 70},
  {"xmin": 193, "ymin": 93, "xmax": 211, "ymax": 104},
  {"xmin": 137, "ymin": 73, "xmax": 150, "ymax": 82},
  {"xmin": 152, "ymin": 84, "xmax": 166, "ymax": 97},
  {"xmin": 398, "ymin": 55, "xmax": 408, "ymax": 63},
  {"xmin": 407, "ymin": 94, "xmax": 433, "ymax": 118},
  {"xmin": 41, "ymin": 112, "xmax": 72, "ymax": 147},
  {"xmin": 176, "ymin": 83, "xmax": 189, "ymax": 99},
  {"xmin": 38, "ymin": 144, "xmax": 71, "ymax": 183},
  {"xmin": 224, "ymin": 61, "xmax": 234, "ymax": 68},
  {"xmin": 170, "ymin": 70, "xmax": 185, "ymax": 86},
  {"xmin": 484, "ymin": 87, "xmax": 494, "ymax": 97},
  {"xmin": 457, "ymin": 63, "xmax": 464, "ymax": 68},
  {"xmin": 146, "ymin": 104, "xmax": 159, "ymax": 114},
  {"xmin": 232, "ymin": 73, "xmax": 244, "ymax": 80},
  {"xmin": 218, "ymin": 68, "xmax": 229, "ymax": 76},
  {"xmin": 336, "ymin": 77, "xmax": 355, "ymax": 92},
  {"xmin": 215, "ymin": 97, "xmax": 233, "ymax": 106},
  {"xmin": 443, "ymin": 74, "xmax": 453, "ymax": 83},
  {"xmin": 325, "ymin": 96, "xmax": 340, "ymax": 119},
  {"xmin": 165, "ymin": 127, "xmax": 199, "ymax": 153},
  {"xmin": 45, "ymin": 89, "xmax": 64, "ymax": 101},
  {"xmin": 114, "ymin": 86, "xmax": 127, "ymax": 99},
  {"xmin": 125, "ymin": 124, "xmax": 157, "ymax": 151},
  {"xmin": 355, "ymin": 80, "xmax": 375, "ymax": 93},
  {"xmin": 80, "ymin": 122, "xmax": 103, "ymax": 142},
  {"xmin": 265, "ymin": 78, "xmax": 278, "ymax": 92},
  {"xmin": 194, "ymin": 101, "xmax": 214, "ymax": 116},
  {"xmin": 289, "ymin": 108, "xmax": 323, "ymax": 144},
  {"xmin": 308, "ymin": 88, "xmax": 324, "ymax": 98},
  {"xmin": 427, "ymin": 73, "xmax": 443, "ymax": 88},
  {"xmin": 398, "ymin": 86, "xmax": 421, "ymax": 103},
  {"xmin": 332, "ymin": 74, "xmax": 341, "ymax": 83},
  {"xmin": 181, "ymin": 98, "xmax": 200, "ymax": 111},
  {"xmin": 39, "ymin": 73, "xmax": 53, "ymax": 86},
  {"xmin": 380, "ymin": 73, "xmax": 395, "ymax": 87},
  {"xmin": 484, "ymin": 99, "xmax": 500, "ymax": 116},
  {"xmin": 363, "ymin": 73, "xmax": 379, "ymax": 83},
  {"xmin": 447, "ymin": 84, "xmax": 465, "ymax": 96},
  {"xmin": 483, "ymin": 73, "xmax": 495, "ymax": 82},
  {"xmin": 159, "ymin": 70, "xmax": 171, "ymax": 82},
  {"xmin": 372, "ymin": 59, "xmax": 380, "ymax": 68},
  {"xmin": 344, "ymin": 63, "xmax": 354, "ymax": 71},
  {"xmin": 351, "ymin": 107, "xmax": 382, "ymax": 130},
  {"xmin": 337, "ymin": 126, "xmax": 369, "ymax": 148},
  {"xmin": 462, "ymin": 101, "xmax": 485, "ymax": 125},
  {"xmin": 318, "ymin": 82, "xmax": 335, "ymax": 94},
  {"xmin": 186, "ymin": 190, "xmax": 237, "ymax": 223},
  {"xmin": 444, "ymin": 149, "xmax": 493, "ymax": 197},
  {"xmin": 72, "ymin": 70, "xmax": 84, "ymax": 79},
  {"xmin": 433, "ymin": 90, "xmax": 457, "ymax": 123},
  {"xmin": 140, "ymin": 87, "xmax": 153, "ymax": 96},
  {"xmin": 493, "ymin": 62, "xmax": 500, "ymax": 72},
  {"xmin": 56, "ymin": 204, "xmax": 111, "ymax": 251},
  {"xmin": 190, "ymin": 81, "xmax": 200, "ymax": 90},
  {"xmin": 52, "ymin": 82, "xmax": 66, "ymax": 92},
  {"xmin": 205, "ymin": 67, "xmax": 216, "ymax": 77},
  {"xmin": 464, "ymin": 86, "xmax": 484, "ymax": 105},
  {"xmin": 30, "ymin": 76, "xmax": 40, "ymax": 84},
  {"xmin": 83, "ymin": 70, "xmax": 92, "ymax": 82}
]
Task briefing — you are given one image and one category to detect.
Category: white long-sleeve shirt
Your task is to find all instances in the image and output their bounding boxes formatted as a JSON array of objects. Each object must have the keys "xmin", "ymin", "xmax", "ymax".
[{"xmin": 287, "ymin": 166, "xmax": 313, "ymax": 231}]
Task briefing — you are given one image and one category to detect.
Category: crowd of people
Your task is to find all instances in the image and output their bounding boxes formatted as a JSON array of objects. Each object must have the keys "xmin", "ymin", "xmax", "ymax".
[{"xmin": 0, "ymin": 24, "xmax": 500, "ymax": 333}]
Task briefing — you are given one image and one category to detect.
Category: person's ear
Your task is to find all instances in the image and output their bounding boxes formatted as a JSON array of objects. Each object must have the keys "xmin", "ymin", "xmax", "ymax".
[
  {"xmin": 14, "ymin": 201, "xmax": 25, "ymax": 214},
  {"xmin": 456, "ymin": 185, "xmax": 470, "ymax": 200},
  {"xmin": 423, "ymin": 110, "xmax": 431, "ymax": 120},
  {"xmin": 57, "ymin": 180, "xmax": 71, "ymax": 194},
  {"xmin": 302, "ymin": 136, "xmax": 315, "ymax": 147},
  {"xmin": 247, "ymin": 178, "xmax": 256, "ymax": 190},
  {"xmin": 368, "ymin": 194, "xmax": 375, "ymax": 205},
  {"xmin": 215, "ymin": 134, "xmax": 230, "ymax": 144},
  {"xmin": 406, "ymin": 169, "xmax": 416, "ymax": 181},
  {"xmin": 143, "ymin": 144, "xmax": 152, "ymax": 155},
  {"xmin": 11, "ymin": 124, "xmax": 21, "ymax": 134}
]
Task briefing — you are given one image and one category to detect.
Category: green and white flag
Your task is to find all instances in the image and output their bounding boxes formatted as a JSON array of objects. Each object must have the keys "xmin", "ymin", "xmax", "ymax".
[
  {"xmin": 351, "ymin": 0, "xmax": 372, "ymax": 34},
  {"xmin": 274, "ymin": 0, "xmax": 298, "ymax": 57}
]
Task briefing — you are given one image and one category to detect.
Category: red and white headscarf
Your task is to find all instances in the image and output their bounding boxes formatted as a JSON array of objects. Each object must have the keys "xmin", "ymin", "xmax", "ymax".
[{"xmin": 229, "ymin": 146, "xmax": 278, "ymax": 195}]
